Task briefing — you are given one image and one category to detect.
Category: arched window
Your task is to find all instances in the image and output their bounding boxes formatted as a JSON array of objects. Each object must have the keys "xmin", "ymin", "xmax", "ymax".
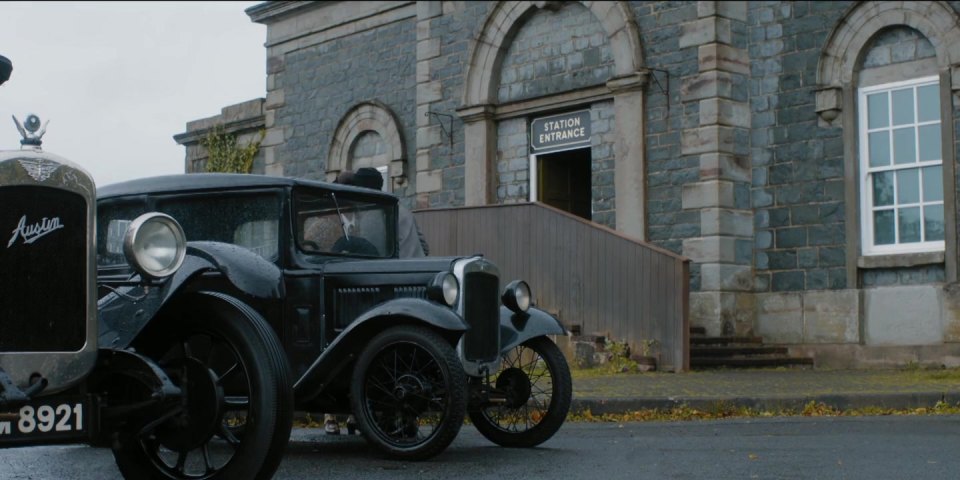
[
  {"xmin": 817, "ymin": 1, "xmax": 960, "ymax": 282},
  {"xmin": 327, "ymin": 102, "xmax": 405, "ymax": 192}
]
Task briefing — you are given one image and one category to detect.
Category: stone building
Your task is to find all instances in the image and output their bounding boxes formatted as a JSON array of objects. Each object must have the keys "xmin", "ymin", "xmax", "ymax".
[{"xmin": 176, "ymin": 1, "xmax": 960, "ymax": 368}]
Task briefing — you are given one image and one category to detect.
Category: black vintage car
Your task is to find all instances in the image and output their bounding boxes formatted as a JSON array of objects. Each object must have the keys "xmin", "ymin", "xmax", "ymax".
[{"xmin": 1, "ymin": 114, "xmax": 571, "ymax": 479}]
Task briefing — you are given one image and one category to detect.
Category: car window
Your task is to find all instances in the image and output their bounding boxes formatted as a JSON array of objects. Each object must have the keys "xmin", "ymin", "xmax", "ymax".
[
  {"xmin": 97, "ymin": 192, "xmax": 282, "ymax": 266},
  {"xmin": 295, "ymin": 191, "xmax": 395, "ymax": 258}
]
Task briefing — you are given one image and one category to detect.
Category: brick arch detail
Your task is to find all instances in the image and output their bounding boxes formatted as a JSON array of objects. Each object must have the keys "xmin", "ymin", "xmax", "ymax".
[
  {"xmin": 326, "ymin": 101, "xmax": 405, "ymax": 181},
  {"xmin": 461, "ymin": 0, "xmax": 644, "ymax": 108},
  {"xmin": 818, "ymin": 1, "xmax": 960, "ymax": 87}
]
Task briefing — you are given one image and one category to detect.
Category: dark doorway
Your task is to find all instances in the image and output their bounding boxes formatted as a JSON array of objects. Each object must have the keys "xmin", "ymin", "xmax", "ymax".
[{"xmin": 536, "ymin": 148, "xmax": 591, "ymax": 220}]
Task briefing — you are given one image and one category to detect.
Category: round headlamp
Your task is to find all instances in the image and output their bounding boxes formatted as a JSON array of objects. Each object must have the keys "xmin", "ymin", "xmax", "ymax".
[
  {"xmin": 427, "ymin": 272, "xmax": 459, "ymax": 307},
  {"xmin": 502, "ymin": 280, "xmax": 531, "ymax": 313},
  {"xmin": 123, "ymin": 212, "xmax": 186, "ymax": 279}
]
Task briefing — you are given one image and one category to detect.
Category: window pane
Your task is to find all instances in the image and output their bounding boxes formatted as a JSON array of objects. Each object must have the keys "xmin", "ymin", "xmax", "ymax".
[
  {"xmin": 869, "ymin": 131, "xmax": 890, "ymax": 167},
  {"xmin": 898, "ymin": 207, "xmax": 922, "ymax": 243},
  {"xmin": 922, "ymin": 165, "xmax": 943, "ymax": 202},
  {"xmin": 874, "ymin": 210, "xmax": 895, "ymax": 245},
  {"xmin": 917, "ymin": 124, "xmax": 941, "ymax": 162},
  {"xmin": 925, "ymin": 204, "xmax": 945, "ymax": 241},
  {"xmin": 917, "ymin": 84, "xmax": 940, "ymax": 122},
  {"xmin": 891, "ymin": 88, "xmax": 914, "ymax": 125},
  {"xmin": 896, "ymin": 169, "xmax": 919, "ymax": 204},
  {"xmin": 873, "ymin": 171, "xmax": 895, "ymax": 206},
  {"xmin": 892, "ymin": 127, "xmax": 916, "ymax": 164},
  {"xmin": 868, "ymin": 92, "xmax": 889, "ymax": 129}
]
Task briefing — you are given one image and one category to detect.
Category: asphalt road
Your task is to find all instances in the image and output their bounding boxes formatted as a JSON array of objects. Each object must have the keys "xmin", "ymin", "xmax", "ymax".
[{"xmin": 3, "ymin": 416, "xmax": 960, "ymax": 479}]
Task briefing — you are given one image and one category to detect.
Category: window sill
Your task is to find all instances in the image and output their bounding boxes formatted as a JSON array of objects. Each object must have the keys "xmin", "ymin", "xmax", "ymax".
[{"xmin": 857, "ymin": 251, "xmax": 944, "ymax": 269}]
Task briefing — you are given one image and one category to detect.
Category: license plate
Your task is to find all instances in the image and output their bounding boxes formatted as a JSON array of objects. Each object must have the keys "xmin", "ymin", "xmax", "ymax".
[{"xmin": 0, "ymin": 395, "xmax": 88, "ymax": 445}]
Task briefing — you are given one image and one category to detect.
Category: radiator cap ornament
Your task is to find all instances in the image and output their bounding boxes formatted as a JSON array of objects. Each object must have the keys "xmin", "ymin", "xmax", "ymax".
[{"xmin": 13, "ymin": 113, "xmax": 48, "ymax": 147}]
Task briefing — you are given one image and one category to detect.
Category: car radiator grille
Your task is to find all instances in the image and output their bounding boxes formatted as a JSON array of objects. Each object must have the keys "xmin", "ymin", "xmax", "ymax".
[
  {"xmin": 0, "ymin": 186, "xmax": 87, "ymax": 352},
  {"xmin": 461, "ymin": 271, "xmax": 499, "ymax": 363}
]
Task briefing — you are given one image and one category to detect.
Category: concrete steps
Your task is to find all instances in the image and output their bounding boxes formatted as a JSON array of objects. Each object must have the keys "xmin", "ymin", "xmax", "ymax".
[{"xmin": 690, "ymin": 327, "xmax": 813, "ymax": 369}]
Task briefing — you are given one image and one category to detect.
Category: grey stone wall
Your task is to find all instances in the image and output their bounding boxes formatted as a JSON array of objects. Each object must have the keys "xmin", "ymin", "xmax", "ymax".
[
  {"xmin": 497, "ymin": 2, "xmax": 615, "ymax": 104},
  {"xmin": 417, "ymin": 1, "xmax": 493, "ymax": 208},
  {"xmin": 496, "ymin": 117, "xmax": 528, "ymax": 203},
  {"xmin": 749, "ymin": 1, "xmax": 851, "ymax": 293},
  {"xmin": 634, "ymin": 1, "xmax": 702, "ymax": 260},
  {"xmin": 590, "ymin": 101, "xmax": 617, "ymax": 228},
  {"xmin": 272, "ymin": 17, "xmax": 418, "ymax": 199}
]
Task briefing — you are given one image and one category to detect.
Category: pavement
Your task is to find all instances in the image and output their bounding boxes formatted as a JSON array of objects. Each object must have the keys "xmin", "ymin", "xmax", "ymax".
[
  {"xmin": 287, "ymin": 368, "xmax": 960, "ymax": 442},
  {"xmin": 571, "ymin": 368, "xmax": 960, "ymax": 414}
]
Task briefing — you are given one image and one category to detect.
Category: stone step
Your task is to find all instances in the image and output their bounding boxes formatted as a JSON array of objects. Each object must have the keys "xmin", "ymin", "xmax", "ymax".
[
  {"xmin": 690, "ymin": 336, "xmax": 764, "ymax": 346},
  {"xmin": 690, "ymin": 326, "xmax": 706, "ymax": 336},
  {"xmin": 691, "ymin": 345, "xmax": 789, "ymax": 357},
  {"xmin": 691, "ymin": 356, "xmax": 815, "ymax": 369}
]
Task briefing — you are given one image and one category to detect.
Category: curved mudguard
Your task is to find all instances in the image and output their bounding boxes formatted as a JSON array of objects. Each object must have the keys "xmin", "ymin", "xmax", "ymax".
[
  {"xmin": 293, "ymin": 298, "xmax": 468, "ymax": 402},
  {"xmin": 98, "ymin": 241, "xmax": 283, "ymax": 349},
  {"xmin": 499, "ymin": 306, "xmax": 567, "ymax": 353}
]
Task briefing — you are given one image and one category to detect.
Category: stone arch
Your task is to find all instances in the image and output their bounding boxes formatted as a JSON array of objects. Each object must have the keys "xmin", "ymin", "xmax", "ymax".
[
  {"xmin": 461, "ymin": 0, "xmax": 644, "ymax": 108},
  {"xmin": 817, "ymin": 0, "xmax": 960, "ymax": 285},
  {"xmin": 818, "ymin": 1, "xmax": 960, "ymax": 88},
  {"xmin": 326, "ymin": 101, "xmax": 405, "ymax": 183},
  {"xmin": 456, "ymin": 0, "xmax": 648, "ymax": 240}
]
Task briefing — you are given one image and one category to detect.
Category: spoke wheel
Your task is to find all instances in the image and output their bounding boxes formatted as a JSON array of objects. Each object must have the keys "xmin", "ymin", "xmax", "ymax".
[
  {"xmin": 468, "ymin": 336, "xmax": 571, "ymax": 448},
  {"xmin": 113, "ymin": 293, "xmax": 292, "ymax": 480},
  {"xmin": 350, "ymin": 326, "xmax": 466, "ymax": 461}
]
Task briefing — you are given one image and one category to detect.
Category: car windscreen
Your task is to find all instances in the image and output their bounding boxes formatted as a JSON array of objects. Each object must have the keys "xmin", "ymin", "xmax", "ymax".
[
  {"xmin": 97, "ymin": 192, "xmax": 282, "ymax": 267},
  {"xmin": 295, "ymin": 190, "xmax": 396, "ymax": 259}
]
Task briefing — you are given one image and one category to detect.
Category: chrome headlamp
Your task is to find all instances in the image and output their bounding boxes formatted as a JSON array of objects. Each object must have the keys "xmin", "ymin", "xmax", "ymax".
[
  {"xmin": 502, "ymin": 280, "xmax": 531, "ymax": 313},
  {"xmin": 123, "ymin": 212, "xmax": 186, "ymax": 279},
  {"xmin": 427, "ymin": 272, "xmax": 459, "ymax": 307}
]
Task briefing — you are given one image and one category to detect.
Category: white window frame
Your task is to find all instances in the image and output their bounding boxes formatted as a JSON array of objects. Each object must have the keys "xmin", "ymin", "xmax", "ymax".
[{"xmin": 858, "ymin": 75, "xmax": 945, "ymax": 256}]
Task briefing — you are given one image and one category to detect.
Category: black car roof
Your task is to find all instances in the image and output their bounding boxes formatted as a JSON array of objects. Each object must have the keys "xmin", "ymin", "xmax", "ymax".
[{"xmin": 97, "ymin": 173, "xmax": 398, "ymax": 202}]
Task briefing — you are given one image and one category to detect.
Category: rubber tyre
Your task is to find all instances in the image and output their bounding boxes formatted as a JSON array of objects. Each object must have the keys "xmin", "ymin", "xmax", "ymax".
[
  {"xmin": 468, "ymin": 336, "xmax": 572, "ymax": 448},
  {"xmin": 113, "ymin": 292, "xmax": 293, "ymax": 480},
  {"xmin": 350, "ymin": 325, "xmax": 467, "ymax": 461}
]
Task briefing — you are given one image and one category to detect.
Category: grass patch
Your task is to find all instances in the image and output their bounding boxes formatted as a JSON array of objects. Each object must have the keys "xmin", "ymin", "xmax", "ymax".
[{"xmin": 570, "ymin": 400, "xmax": 960, "ymax": 423}]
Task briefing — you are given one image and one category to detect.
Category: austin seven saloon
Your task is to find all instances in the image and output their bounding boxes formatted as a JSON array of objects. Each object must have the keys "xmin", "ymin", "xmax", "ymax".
[{"xmin": 0, "ymin": 115, "xmax": 571, "ymax": 479}]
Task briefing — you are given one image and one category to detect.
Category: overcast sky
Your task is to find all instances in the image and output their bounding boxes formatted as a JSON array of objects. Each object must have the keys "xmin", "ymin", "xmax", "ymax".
[{"xmin": 0, "ymin": 1, "xmax": 264, "ymax": 186}]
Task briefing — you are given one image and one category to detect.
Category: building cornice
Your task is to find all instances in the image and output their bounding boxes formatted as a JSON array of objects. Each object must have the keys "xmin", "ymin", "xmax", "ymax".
[{"xmin": 246, "ymin": 1, "xmax": 327, "ymax": 25}]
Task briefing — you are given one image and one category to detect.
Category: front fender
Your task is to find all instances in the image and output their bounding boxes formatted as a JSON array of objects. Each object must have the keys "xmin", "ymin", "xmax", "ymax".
[
  {"xmin": 293, "ymin": 298, "xmax": 467, "ymax": 403},
  {"xmin": 98, "ymin": 242, "xmax": 283, "ymax": 349},
  {"xmin": 499, "ymin": 306, "xmax": 567, "ymax": 352}
]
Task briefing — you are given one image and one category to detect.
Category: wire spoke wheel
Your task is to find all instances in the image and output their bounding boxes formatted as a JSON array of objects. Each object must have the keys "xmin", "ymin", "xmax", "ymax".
[
  {"xmin": 469, "ymin": 337, "xmax": 571, "ymax": 448},
  {"xmin": 351, "ymin": 326, "xmax": 466, "ymax": 461},
  {"xmin": 112, "ymin": 293, "xmax": 292, "ymax": 480}
]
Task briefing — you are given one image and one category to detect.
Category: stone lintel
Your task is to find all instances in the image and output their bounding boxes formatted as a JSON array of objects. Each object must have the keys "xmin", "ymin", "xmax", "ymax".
[
  {"xmin": 456, "ymin": 104, "xmax": 496, "ymax": 123},
  {"xmin": 605, "ymin": 70, "xmax": 650, "ymax": 94}
]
